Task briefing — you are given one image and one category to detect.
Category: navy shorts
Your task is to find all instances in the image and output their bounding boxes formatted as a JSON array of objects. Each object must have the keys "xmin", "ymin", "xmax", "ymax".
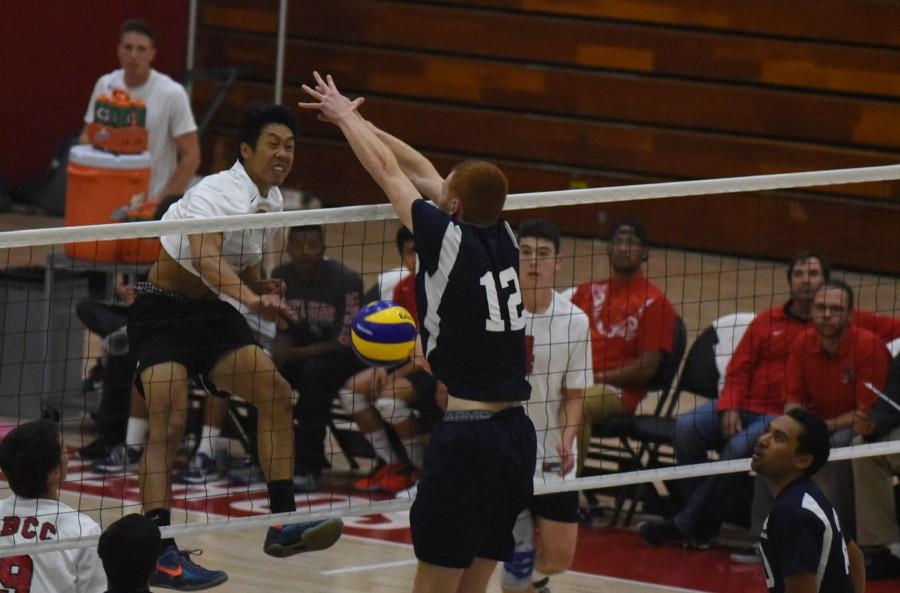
[
  {"xmin": 410, "ymin": 406, "xmax": 536, "ymax": 568},
  {"xmin": 128, "ymin": 291, "xmax": 258, "ymax": 392},
  {"xmin": 530, "ymin": 491, "xmax": 579, "ymax": 524}
]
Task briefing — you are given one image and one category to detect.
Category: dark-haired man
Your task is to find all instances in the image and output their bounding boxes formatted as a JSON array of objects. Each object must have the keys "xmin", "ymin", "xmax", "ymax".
[
  {"xmin": 98, "ymin": 514, "xmax": 160, "ymax": 593},
  {"xmin": 128, "ymin": 102, "xmax": 342, "ymax": 590},
  {"xmin": 301, "ymin": 73, "xmax": 536, "ymax": 593},
  {"xmin": 0, "ymin": 420, "xmax": 107, "ymax": 593},
  {"xmin": 752, "ymin": 409, "xmax": 865, "ymax": 593},
  {"xmin": 270, "ymin": 224, "xmax": 364, "ymax": 491},
  {"xmin": 80, "ymin": 18, "xmax": 199, "ymax": 202}
]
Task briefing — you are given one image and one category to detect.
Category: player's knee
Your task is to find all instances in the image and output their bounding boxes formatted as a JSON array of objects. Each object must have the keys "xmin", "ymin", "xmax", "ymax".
[
  {"xmin": 164, "ymin": 418, "xmax": 187, "ymax": 444},
  {"xmin": 537, "ymin": 543, "xmax": 575, "ymax": 575},
  {"xmin": 339, "ymin": 387, "xmax": 370, "ymax": 415},
  {"xmin": 374, "ymin": 396, "xmax": 411, "ymax": 424}
]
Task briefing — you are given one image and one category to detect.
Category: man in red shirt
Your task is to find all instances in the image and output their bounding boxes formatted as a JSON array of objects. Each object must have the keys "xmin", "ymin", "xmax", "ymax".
[
  {"xmin": 570, "ymin": 219, "xmax": 678, "ymax": 474},
  {"xmin": 338, "ymin": 227, "xmax": 438, "ymax": 493},
  {"xmin": 784, "ymin": 279, "xmax": 891, "ymax": 536}
]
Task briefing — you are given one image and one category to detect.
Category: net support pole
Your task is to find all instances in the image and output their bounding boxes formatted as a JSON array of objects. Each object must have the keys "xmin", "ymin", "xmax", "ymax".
[
  {"xmin": 274, "ymin": 0, "xmax": 288, "ymax": 104},
  {"xmin": 185, "ymin": 0, "xmax": 198, "ymax": 98}
]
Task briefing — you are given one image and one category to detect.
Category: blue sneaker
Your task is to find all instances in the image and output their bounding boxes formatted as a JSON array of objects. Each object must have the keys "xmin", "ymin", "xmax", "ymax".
[
  {"xmin": 263, "ymin": 518, "xmax": 343, "ymax": 558},
  {"xmin": 174, "ymin": 453, "xmax": 217, "ymax": 484},
  {"xmin": 149, "ymin": 545, "xmax": 228, "ymax": 591}
]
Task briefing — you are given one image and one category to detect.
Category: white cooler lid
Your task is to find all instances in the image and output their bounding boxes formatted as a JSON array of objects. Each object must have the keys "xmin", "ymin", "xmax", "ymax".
[{"xmin": 69, "ymin": 145, "xmax": 150, "ymax": 169}]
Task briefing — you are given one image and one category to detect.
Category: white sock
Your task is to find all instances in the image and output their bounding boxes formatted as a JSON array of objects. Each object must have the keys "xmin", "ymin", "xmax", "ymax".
[
  {"xmin": 369, "ymin": 428, "xmax": 392, "ymax": 464},
  {"xmin": 125, "ymin": 417, "xmax": 148, "ymax": 450},
  {"xmin": 404, "ymin": 434, "xmax": 426, "ymax": 468},
  {"xmin": 195, "ymin": 425, "xmax": 222, "ymax": 459}
]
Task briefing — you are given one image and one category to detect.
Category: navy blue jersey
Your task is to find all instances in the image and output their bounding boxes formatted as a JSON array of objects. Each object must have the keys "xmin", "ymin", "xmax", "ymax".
[
  {"xmin": 411, "ymin": 199, "xmax": 530, "ymax": 402},
  {"xmin": 759, "ymin": 478, "xmax": 852, "ymax": 593}
]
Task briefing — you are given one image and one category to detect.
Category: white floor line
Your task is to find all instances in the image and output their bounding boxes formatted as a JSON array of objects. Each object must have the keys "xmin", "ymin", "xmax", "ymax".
[
  {"xmin": 567, "ymin": 570, "xmax": 714, "ymax": 593},
  {"xmin": 321, "ymin": 558, "xmax": 418, "ymax": 576}
]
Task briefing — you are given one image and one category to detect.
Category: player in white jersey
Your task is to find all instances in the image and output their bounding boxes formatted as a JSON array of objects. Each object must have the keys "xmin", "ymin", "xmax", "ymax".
[
  {"xmin": 0, "ymin": 420, "xmax": 106, "ymax": 593},
  {"xmin": 502, "ymin": 220, "xmax": 593, "ymax": 593}
]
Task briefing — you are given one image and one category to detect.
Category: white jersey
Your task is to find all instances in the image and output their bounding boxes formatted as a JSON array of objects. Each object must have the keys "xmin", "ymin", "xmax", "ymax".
[
  {"xmin": 0, "ymin": 496, "xmax": 106, "ymax": 593},
  {"xmin": 523, "ymin": 291, "xmax": 593, "ymax": 480},
  {"xmin": 83, "ymin": 68, "xmax": 197, "ymax": 200}
]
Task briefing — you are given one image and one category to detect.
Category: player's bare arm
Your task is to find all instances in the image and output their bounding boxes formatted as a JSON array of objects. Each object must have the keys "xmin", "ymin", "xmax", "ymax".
[
  {"xmin": 299, "ymin": 72, "xmax": 421, "ymax": 230},
  {"xmin": 558, "ymin": 387, "xmax": 585, "ymax": 475},
  {"xmin": 365, "ymin": 121, "xmax": 443, "ymax": 201}
]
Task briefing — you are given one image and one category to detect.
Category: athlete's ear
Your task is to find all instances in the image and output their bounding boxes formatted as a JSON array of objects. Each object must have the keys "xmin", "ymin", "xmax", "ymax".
[
  {"xmin": 793, "ymin": 452, "xmax": 813, "ymax": 473},
  {"xmin": 240, "ymin": 142, "xmax": 252, "ymax": 161}
]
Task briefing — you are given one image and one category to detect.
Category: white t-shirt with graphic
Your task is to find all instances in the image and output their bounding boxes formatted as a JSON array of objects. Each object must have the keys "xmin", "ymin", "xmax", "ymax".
[
  {"xmin": 0, "ymin": 495, "xmax": 106, "ymax": 593},
  {"xmin": 83, "ymin": 68, "xmax": 197, "ymax": 200},
  {"xmin": 523, "ymin": 291, "xmax": 594, "ymax": 481}
]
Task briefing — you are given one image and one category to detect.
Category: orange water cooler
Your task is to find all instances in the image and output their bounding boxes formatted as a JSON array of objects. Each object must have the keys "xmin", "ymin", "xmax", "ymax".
[{"xmin": 64, "ymin": 145, "xmax": 161, "ymax": 263}]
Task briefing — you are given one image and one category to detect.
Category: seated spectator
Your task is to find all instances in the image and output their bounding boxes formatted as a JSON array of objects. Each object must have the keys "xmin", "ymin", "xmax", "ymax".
[
  {"xmin": 641, "ymin": 252, "xmax": 829, "ymax": 549},
  {"xmin": 339, "ymin": 227, "xmax": 438, "ymax": 493},
  {"xmin": 271, "ymin": 225, "xmax": 365, "ymax": 491},
  {"xmin": 97, "ymin": 514, "xmax": 161, "ymax": 593},
  {"xmin": 363, "ymin": 227, "xmax": 415, "ymax": 304},
  {"xmin": 0, "ymin": 420, "xmax": 107, "ymax": 593},
  {"xmin": 785, "ymin": 279, "xmax": 891, "ymax": 537},
  {"xmin": 852, "ymin": 351, "xmax": 900, "ymax": 579},
  {"xmin": 569, "ymin": 219, "xmax": 678, "ymax": 474}
]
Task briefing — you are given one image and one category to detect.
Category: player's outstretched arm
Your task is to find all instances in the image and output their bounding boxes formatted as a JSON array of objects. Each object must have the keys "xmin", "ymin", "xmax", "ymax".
[
  {"xmin": 366, "ymin": 121, "xmax": 443, "ymax": 201},
  {"xmin": 299, "ymin": 72, "xmax": 421, "ymax": 230}
]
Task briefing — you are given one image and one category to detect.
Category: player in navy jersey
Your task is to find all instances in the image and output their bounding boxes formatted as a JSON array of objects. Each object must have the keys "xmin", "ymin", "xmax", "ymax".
[
  {"xmin": 751, "ymin": 408, "xmax": 865, "ymax": 593},
  {"xmin": 301, "ymin": 72, "xmax": 536, "ymax": 593}
]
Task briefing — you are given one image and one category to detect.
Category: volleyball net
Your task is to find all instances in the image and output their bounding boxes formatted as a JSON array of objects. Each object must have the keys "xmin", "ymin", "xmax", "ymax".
[{"xmin": 1, "ymin": 164, "xmax": 899, "ymax": 556}]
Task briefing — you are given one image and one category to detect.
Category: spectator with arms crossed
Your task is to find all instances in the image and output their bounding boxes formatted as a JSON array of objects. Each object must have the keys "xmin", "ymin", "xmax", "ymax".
[{"xmin": 300, "ymin": 72, "xmax": 536, "ymax": 593}]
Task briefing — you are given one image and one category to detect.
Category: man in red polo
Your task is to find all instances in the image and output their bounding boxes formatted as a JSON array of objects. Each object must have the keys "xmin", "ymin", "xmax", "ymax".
[
  {"xmin": 784, "ymin": 279, "xmax": 891, "ymax": 537},
  {"xmin": 570, "ymin": 219, "xmax": 678, "ymax": 474}
]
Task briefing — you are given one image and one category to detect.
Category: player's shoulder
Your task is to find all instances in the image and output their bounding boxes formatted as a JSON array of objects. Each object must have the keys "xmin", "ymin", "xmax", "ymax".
[
  {"xmin": 552, "ymin": 291, "xmax": 588, "ymax": 320},
  {"xmin": 772, "ymin": 480, "xmax": 828, "ymax": 524},
  {"xmin": 149, "ymin": 69, "xmax": 188, "ymax": 95}
]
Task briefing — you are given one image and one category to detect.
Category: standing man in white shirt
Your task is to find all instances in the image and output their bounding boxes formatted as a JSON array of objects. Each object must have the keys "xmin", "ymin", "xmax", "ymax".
[
  {"xmin": 79, "ymin": 18, "xmax": 200, "ymax": 202},
  {"xmin": 0, "ymin": 420, "xmax": 107, "ymax": 593},
  {"xmin": 502, "ymin": 219, "xmax": 593, "ymax": 593}
]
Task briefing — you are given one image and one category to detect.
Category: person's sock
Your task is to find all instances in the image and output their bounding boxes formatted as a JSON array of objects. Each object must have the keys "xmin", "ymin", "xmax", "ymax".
[
  {"xmin": 125, "ymin": 417, "xmax": 148, "ymax": 450},
  {"xmin": 146, "ymin": 508, "xmax": 175, "ymax": 550},
  {"xmin": 267, "ymin": 479, "xmax": 296, "ymax": 515},
  {"xmin": 368, "ymin": 428, "xmax": 392, "ymax": 464},
  {"xmin": 195, "ymin": 424, "xmax": 222, "ymax": 459}
]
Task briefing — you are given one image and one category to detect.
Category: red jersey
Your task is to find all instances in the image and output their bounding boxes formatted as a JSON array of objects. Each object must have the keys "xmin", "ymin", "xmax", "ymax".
[
  {"xmin": 784, "ymin": 326, "xmax": 890, "ymax": 419},
  {"xmin": 571, "ymin": 274, "xmax": 678, "ymax": 412},
  {"xmin": 718, "ymin": 305, "xmax": 900, "ymax": 415},
  {"xmin": 392, "ymin": 273, "xmax": 417, "ymax": 323}
]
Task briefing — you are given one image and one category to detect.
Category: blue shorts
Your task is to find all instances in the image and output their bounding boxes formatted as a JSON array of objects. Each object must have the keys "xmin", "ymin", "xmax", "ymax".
[{"xmin": 410, "ymin": 406, "xmax": 536, "ymax": 568}]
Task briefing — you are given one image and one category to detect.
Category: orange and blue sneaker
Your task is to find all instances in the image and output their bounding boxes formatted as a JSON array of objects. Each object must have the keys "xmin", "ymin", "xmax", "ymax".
[
  {"xmin": 263, "ymin": 518, "xmax": 344, "ymax": 558},
  {"xmin": 149, "ymin": 545, "xmax": 228, "ymax": 591}
]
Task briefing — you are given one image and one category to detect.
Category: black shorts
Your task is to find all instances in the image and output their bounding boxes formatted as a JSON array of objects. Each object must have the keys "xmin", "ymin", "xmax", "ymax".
[
  {"xmin": 128, "ymin": 291, "xmax": 258, "ymax": 391},
  {"xmin": 529, "ymin": 491, "xmax": 579, "ymax": 524},
  {"xmin": 410, "ymin": 406, "xmax": 536, "ymax": 568},
  {"xmin": 405, "ymin": 369, "xmax": 442, "ymax": 430}
]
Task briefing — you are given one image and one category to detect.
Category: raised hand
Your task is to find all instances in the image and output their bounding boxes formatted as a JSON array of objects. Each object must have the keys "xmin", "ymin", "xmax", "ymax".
[{"xmin": 298, "ymin": 71, "xmax": 365, "ymax": 124}]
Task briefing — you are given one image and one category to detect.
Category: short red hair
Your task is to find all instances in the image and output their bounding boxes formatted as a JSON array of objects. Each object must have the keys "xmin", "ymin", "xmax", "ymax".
[{"xmin": 448, "ymin": 160, "xmax": 508, "ymax": 227}]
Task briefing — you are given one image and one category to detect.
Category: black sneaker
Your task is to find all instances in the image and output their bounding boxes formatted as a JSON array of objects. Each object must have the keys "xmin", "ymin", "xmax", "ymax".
[
  {"xmin": 75, "ymin": 437, "xmax": 109, "ymax": 460},
  {"xmin": 730, "ymin": 545, "xmax": 761, "ymax": 564},
  {"xmin": 866, "ymin": 548, "xmax": 900, "ymax": 580},
  {"xmin": 638, "ymin": 520, "xmax": 686, "ymax": 546}
]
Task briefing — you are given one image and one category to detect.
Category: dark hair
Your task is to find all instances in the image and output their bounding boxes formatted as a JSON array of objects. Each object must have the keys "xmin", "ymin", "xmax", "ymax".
[
  {"xmin": 287, "ymin": 225, "xmax": 324, "ymax": 241},
  {"xmin": 816, "ymin": 278, "xmax": 855, "ymax": 312},
  {"xmin": 237, "ymin": 102, "xmax": 298, "ymax": 163},
  {"xmin": 98, "ymin": 514, "xmax": 161, "ymax": 592},
  {"xmin": 608, "ymin": 218, "xmax": 648, "ymax": 246},
  {"xmin": 0, "ymin": 420, "xmax": 62, "ymax": 498},
  {"xmin": 787, "ymin": 408, "xmax": 830, "ymax": 477},
  {"xmin": 395, "ymin": 226, "xmax": 414, "ymax": 255},
  {"xmin": 120, "ymin": 19, "xmax": 156, "ymax": 45},
  {"xmin": 787, "ymin": 252, "xmax": 831, "ymax": 283},
  {"xmin": 517, "ymin": 218, "xmax": 560, "ymax": 253},
  {"xmin": 448, "ymin": 160, "xmax": 508, "ymax": 227}
]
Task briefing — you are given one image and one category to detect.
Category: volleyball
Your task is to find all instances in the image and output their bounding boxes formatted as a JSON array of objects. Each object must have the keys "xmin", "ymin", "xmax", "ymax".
[{"xmin": 351, "ymin": 300, "xmax": 418, "ymax": 366}]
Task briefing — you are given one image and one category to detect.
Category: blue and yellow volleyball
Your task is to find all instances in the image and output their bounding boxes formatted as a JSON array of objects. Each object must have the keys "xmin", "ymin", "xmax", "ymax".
[{"xmin": 351, "ymin": 300, "xmax": 418, "ymax": 366}]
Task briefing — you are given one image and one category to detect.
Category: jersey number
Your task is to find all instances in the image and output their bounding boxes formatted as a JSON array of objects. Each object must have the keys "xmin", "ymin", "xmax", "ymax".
[
  {"xmin": 479, "ymin": 268, "xmax": 524, "ymax": 332},
  {"xmin": 0, "ymin": 555, "xmax": 33, "ymax": 593}
]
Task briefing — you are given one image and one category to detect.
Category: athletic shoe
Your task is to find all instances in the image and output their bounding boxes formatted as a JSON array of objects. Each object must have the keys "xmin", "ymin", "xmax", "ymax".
[
  {"xmin": 730, "ymin": 545, "xmax": 761, "ymax": 564},
  {"xmin": 638, "ymin": 520, "xmax": 685, "ymax": 546},
  {"xmin": 92, "ymin": 444, "xmax": 142, "ymax": 474},
  {"xmin": 263, "ymin": 518, "xmax": 344, "ymax": 558},
  {"xmin": 75, "ymin": 437, "xmax": 109, "ymax": 460},
  {"xmin": 226, "ymin": 459, "xmax": 263, "ymax": 485},
  {"xmin": 353, "ymin": 462, "xmax": 404, "ymax": 492},
  {"xmin": 377, "ymin": 465, "xmax": 419, "ymax": 494},
  {"xmin": 173, "ymin": 452, "xmax": 217, "ymax": 484},
  {"xmin": 533, "ymin": 577, "xmax": 552, "ymax": 593},
  {"xmin": 292, "ymin": 472, "xmax": 321, "ymax": 493},
  {"xmin": 149, "ymin": 545, "xmax": 228, "ymax": 590}
]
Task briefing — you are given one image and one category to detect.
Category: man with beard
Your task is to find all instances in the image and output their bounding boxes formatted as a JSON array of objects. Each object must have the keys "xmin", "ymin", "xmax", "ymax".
[
  {"xmin": 270, "ymin": 224, "xmax": 364, "ymax": 492},
  {"xmin": 569, "ymin": 219, "xmax": 678, "ymax": 475},
  {"xmin": 127, "ymin": 102, "xmax": 343, "ymax": 590}
]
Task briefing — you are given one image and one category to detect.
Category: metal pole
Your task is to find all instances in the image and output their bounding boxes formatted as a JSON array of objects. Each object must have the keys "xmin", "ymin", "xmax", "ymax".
[
  {"xmin": 186, "ymin": 0, "xmax": 199, "ymax": 97},
  {"xmin": 274, "ymin": 0, "xmax": 288, "ymax": 104}
]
